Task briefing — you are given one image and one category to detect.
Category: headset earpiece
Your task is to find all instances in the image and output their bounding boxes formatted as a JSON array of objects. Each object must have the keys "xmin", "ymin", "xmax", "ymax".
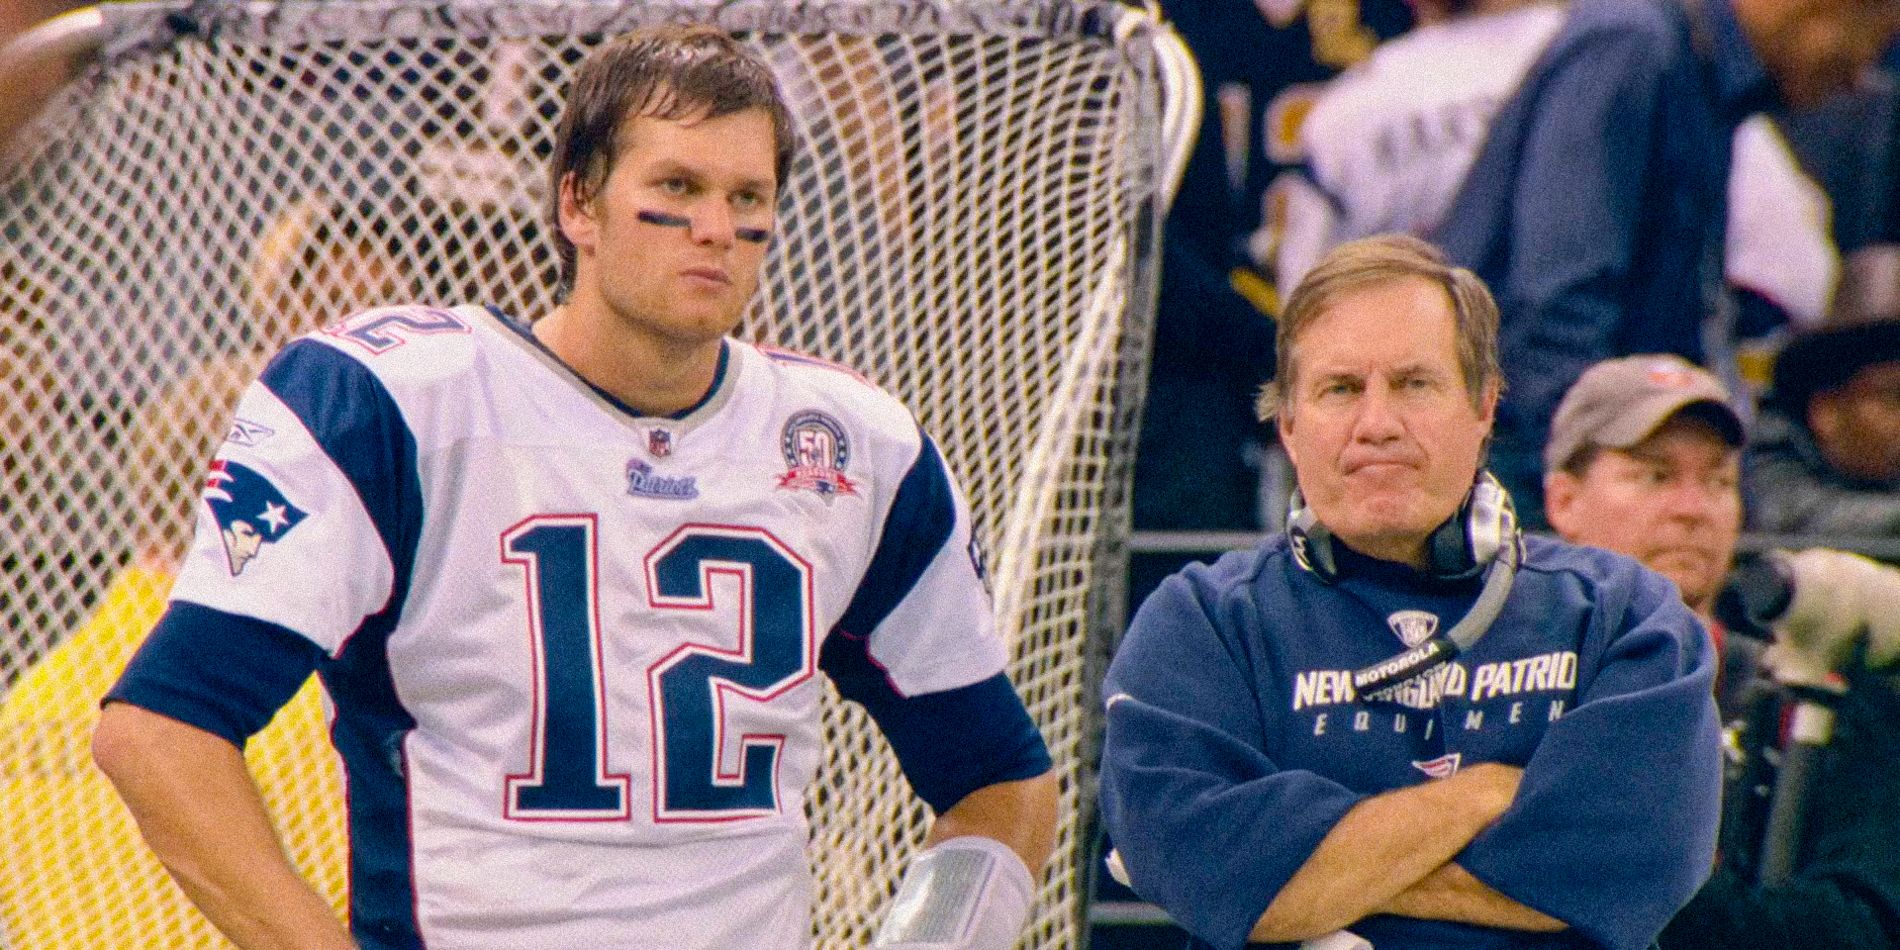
[
  {"xmin": 1286, "ymin": 471, "xmax": 1517, "ymax": 583},
  {"xmin": 1286, "ymin": 488, "xmax": 1340, "ymax": 583},
  {"xmin": 1464, "ymin": 470, "xmax": 1516, "ymax": 566},
  {"xmin": 1423, "ymin": 473, "xmax": 1510, "ymax": 580}
]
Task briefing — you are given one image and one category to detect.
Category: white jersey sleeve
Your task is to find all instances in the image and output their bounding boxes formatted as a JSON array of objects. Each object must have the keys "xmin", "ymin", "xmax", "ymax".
[
  {"xmin": 1725, "ymin": 114, "xmax": 1838, "ymax": 327},
  {"xmin": 761, "ymin": 353, "xmax": 1047, "ymax": 813},
  {"xmin": 167, "ymin": 338, "xmax": 406, "ymax": 654},
  {"xmin": 835, "ymin": 433, "xmax": 1006, "ymax": 697},
  {"xmin": 109, "ymin": 317, "xmax": 438, "ymax": 748}
]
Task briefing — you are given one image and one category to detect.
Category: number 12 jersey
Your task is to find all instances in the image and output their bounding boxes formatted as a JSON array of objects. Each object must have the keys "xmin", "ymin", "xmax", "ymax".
[{"xmin": 109, "ymin": 304, "xmax": 1046, "ymax": 949}]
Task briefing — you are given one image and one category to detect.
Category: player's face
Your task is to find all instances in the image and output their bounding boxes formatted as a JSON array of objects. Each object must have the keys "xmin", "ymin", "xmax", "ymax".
[
  {"xmin": 1544, "ymin": 416, "xmax": 1742, "ymax": 615},
  {"xmin": 1278, "ymin": 277, "xmax": 1497, "ymax": 568},
  {"xmin": 1748, "ymin": 0, "xmax": 1900, "ymax": 107},
  {"xmin": 561, "ymin": 107, "xmax": 778, "ymax": 347}
]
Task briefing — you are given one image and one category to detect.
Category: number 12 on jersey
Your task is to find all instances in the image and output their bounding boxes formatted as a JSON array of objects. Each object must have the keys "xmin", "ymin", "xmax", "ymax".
[{"xmin": 502, "ymin": 517, "xmax": 817, "ymax": 823}]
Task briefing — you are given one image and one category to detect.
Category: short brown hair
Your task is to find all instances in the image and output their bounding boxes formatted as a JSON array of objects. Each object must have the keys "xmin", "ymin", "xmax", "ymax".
[
  {"xmin": 547, "ymin": 25, "xmax": 797, "ymax": 294},
  {"xmin": 1257, "ymin": 233, "xmax": 1501, "ymax": 420}
]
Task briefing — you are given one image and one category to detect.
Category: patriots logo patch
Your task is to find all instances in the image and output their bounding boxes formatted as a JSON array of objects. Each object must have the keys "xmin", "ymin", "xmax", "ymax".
[
  {"xmin": 1386, "ymin": 609, "xmax": 1440, "ymax": 648},
  {"xmin": 1412, "ymin": 753, "xmax": 1462, "ymax": 779},
  {"xmin": 202, "ymin": 460, "xmax": 308, "ymax": 576}
]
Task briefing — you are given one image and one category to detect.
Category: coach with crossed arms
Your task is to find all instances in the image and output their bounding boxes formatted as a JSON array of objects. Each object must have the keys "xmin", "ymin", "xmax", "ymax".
[{"xmin": 1099, "ymin": 234, "xmax": 1721, "ymax": 950}]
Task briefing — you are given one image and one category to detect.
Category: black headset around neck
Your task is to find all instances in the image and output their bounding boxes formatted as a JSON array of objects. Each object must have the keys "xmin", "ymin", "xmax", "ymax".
[
  {"xmin": 1285, "ymin": 471, "xmax": 1525, "ymax": 694},
  {"xmin": 1286, "ymin": 470, "xmax": 1517, "ymax": 583}
]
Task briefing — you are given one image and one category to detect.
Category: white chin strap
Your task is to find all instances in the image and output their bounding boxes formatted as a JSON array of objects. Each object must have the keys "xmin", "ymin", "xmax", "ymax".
[{"xmin": 874, "ymin": 836, "xmax": 1035, "ymax": 950}]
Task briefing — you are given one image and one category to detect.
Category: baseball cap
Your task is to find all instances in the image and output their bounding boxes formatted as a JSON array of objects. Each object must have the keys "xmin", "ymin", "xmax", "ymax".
[{"xmin": 1544, "ymin": 355, "xmax": 1745, "ymax": 472}]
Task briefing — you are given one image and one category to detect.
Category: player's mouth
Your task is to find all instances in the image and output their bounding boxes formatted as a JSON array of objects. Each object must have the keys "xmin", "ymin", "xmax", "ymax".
[{"xmin": 682, "ymin": 266, "xmax": 731, "ymax": 287}]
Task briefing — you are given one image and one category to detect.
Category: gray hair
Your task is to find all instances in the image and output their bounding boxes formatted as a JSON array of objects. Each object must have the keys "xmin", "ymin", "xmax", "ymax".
[{"xmin": 1257, "ymin": 233, "xmax": 1501, "ymax": 421}]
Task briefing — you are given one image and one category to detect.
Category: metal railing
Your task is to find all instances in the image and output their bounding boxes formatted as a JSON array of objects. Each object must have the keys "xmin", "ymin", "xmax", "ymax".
[{"xmin": 1130, "ymin": 530, "xmax": 1900, "ymax": 563}]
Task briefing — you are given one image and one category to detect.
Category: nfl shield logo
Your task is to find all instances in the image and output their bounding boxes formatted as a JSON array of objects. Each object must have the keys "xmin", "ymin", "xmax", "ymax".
[
  {"xmin": 647, "ymin": 429, "xmax": 673, "ymax": 458},
  {"xmin": 1386, "ymin": 610, "xmax": 1439, "ymax": 648}
]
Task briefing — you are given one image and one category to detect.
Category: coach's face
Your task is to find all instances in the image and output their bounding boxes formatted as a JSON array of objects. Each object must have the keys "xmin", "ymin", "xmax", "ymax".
[
  {"xmin": 560, "ymin": 107, "xmax": 778, "ymax": 347},
  {"xmin": 1279, "ymin": 277, "xmax": 1496, "ymax": 569}
]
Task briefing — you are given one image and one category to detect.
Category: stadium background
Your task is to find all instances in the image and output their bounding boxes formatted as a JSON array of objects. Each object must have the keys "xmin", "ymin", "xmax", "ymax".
[{"xmin": 4, "ymin": 0, "xmax": 1900, "ymax": 948}]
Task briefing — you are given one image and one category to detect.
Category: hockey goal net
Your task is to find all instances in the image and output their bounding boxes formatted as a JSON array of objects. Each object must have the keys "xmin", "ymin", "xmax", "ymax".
[{"xmin": 0, "ymin": 1, "xmax": 1190, "ymax": 946}]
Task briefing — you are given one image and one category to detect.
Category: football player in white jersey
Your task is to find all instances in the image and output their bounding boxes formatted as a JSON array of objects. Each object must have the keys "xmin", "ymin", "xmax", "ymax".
[
  {"xmin": 92, "ymin": 25, "xmax": 1057, "ymax": 950},
  {"xmin": 1271, "ymin": 0, "xmax": 1567, "ymax": 292}
]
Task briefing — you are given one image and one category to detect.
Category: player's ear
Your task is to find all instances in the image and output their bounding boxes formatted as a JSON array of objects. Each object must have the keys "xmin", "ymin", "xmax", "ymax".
[{"xmin": 557, "ymin": 171, "xmax": 599, "ymax": 255}]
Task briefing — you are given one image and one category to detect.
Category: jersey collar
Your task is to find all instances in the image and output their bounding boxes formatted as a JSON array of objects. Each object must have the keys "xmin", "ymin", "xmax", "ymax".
[{"xmin": 482, "ymin": 305, "xmax": 740, "ymax": 430}]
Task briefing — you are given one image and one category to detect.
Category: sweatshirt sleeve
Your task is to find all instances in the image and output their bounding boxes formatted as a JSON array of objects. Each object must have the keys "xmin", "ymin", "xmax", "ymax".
[
  {"xmin": 1458, "ymin": 565, "xmax": 1723, "ymax": 950},
  {"xmin": 1098, "ymin": 565, "xmax": 1364, "ymax": 950}
]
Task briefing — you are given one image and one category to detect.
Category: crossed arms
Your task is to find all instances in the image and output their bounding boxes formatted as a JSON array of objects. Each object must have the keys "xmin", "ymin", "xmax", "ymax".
[{"xmin": 1250, "ymin": 762, "xmax": 1561, "ymax": 942}]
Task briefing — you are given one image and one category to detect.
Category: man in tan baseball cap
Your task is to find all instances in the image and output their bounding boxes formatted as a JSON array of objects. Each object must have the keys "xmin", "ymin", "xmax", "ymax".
[
  {"xmin": 1542, "ymin": 354, "xmax": 1745, "ymax": 626},
  {"xmin": 1542, "ymin": 363, "xmax": 1900, "ymax": 950}
]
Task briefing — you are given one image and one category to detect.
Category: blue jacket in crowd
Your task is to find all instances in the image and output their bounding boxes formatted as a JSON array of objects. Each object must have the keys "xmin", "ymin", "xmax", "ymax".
[{"xmin": 1436, "ymin": 0, "xmax": 1778, "ymax": 512}]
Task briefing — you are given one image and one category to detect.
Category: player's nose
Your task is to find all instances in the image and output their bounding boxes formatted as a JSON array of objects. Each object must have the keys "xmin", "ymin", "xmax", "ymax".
[{"xmin": 689, "ymin": 200, "xmax": 737, "ymax": 247}]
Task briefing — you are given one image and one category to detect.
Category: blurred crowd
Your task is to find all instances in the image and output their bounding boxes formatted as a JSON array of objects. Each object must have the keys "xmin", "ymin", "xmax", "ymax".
[{"xmin": 1139, "ymin": 0, "xmax": 1900, "ymax": 540}]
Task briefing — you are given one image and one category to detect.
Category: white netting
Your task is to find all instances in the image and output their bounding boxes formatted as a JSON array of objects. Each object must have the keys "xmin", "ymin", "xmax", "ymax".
[{"xmin": 0, "ymin": 1, "xmax": 1178, "ymax": 947}]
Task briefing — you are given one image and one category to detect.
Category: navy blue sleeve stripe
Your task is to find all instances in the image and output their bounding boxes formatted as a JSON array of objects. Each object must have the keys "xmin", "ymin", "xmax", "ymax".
[
  {"xmin": 833, "ymin": 432, "xmax": 957, "ymax": 644},
  {"xmin": 260, "ymin": 339, "xmax": 424, "ymax": 620},
  {"xmin": 262, "ymin": 339, "xmax": 429, "ymax": 942},
  {"xmin": 105, "ymin": 601, "xmax": 327, "ymax": 746},
  {"xmin": 818, "ymin": 644, "xmax": 1051, "ymax": 814}
]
